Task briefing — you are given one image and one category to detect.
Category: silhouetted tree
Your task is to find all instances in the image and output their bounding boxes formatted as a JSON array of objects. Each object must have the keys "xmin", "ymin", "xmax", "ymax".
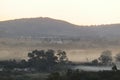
[
  {"xmin": 57, "ymin": 50, "xmax": 68, "ymax": 64},
  {"xmin": 92, "ymin": 59, "xmax": 98, "ymax": 65},
  {"xmin": 115, "ymin": 53, "xmax": 120, "ymax": 62},
  {"xmin": 98, "ymin": 50, "xmax": 112, "ymax": 65},
  {"xmin": 112, "ymin": 64, "xmax": 117, "ymax": 71},
  {"xmin": 27, "ymin": 49, "xmax": 58, "ymax": 71}
]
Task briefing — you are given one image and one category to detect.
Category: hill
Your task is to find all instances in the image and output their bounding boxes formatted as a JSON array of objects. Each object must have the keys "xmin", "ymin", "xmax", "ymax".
[{"xmin": 0, "ymin": 17, "xmax": 120, "ymax": 41}]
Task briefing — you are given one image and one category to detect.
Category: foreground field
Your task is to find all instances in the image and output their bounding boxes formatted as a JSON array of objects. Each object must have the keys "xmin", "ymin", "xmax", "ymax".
[
  {"xmin": 47, "ymin": 70, "xmax": 120, "ymax": 80},
  {"xmin": 0, "ymin": 70, "xmax": 120, "ymax": 80},
  {"xmin": 0, "ymin": 71, "xmax": 48, "ymax": 80}
]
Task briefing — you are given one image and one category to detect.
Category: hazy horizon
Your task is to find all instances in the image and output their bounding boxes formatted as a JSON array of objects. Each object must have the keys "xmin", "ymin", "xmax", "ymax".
[{"xmin": 1, "ymin": 17, "xmax": 120, "ymax": 26}]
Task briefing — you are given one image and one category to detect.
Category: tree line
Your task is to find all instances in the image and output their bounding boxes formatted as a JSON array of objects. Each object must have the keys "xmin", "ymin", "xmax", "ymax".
[
  {"xmin": 1, "ymin": 49, "xmax": 120, "ymax": 72},
  {"xmin": 0, "ymin": 49, "xmax": 69, "ymax": 72},
  {"xmin": 91, "ymin": 50, "xmax": 120, "ymax": 65}
]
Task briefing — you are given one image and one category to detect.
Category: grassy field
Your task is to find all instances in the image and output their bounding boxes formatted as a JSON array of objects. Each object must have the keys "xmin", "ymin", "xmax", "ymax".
[
  {"xmin": 1, "ymin": 70, "xmax": 120, "ymax": 80},
  {"xmin": 0, "ymin": 71, "xmax": 49, "ymax": 80},
  {"xmin": 47, "ymin": 70, "xmax": 120, "ymax": 80}
]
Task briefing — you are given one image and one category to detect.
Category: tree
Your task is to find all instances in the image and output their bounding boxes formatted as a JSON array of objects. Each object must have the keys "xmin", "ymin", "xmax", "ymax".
[
  {"xmin": 27, "ymin": 49, "xmax": 58, "ymax": 71},
  {"xmin": 115, "ymin": 53, "xmax": 120, "ymax": 62},
  {"xmin": 28, "ymin": 52, "xmax": 34, "ymax": 59},
  {"xmin": 92, "ymin": 59, "xmax": 98, "ymax": 65},
  {"xmin": 57, "ymin": 50, "xmax": 68, "ymax": 64},
  {"xmin": 19, "ymin": 59, "xmax": 28, "ymax": 68},
  {"xmin": 45, "ymin": 49, "xmax": 58, "ymax": 70},
  {"xmin": 98, "ymin": 50, "xmax": 112, "ymax": 64}
]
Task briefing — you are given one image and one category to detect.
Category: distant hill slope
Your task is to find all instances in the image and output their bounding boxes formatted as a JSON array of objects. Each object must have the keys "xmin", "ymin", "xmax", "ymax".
[{"xmin": 0, "ymin": 17, "xmax": 120, "ymax": 40}]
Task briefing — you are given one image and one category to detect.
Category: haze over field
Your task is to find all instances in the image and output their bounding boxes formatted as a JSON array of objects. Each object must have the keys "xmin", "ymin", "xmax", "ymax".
[{"xmin": 0, "ymin": 0, "xmax": 120, "ymax": 62}]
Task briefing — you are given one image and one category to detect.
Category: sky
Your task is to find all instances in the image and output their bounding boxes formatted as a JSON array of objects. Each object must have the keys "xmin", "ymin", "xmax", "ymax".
[{"xmin": 0, "ymin": 0, "xmax": 120, "ymax": 25}]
